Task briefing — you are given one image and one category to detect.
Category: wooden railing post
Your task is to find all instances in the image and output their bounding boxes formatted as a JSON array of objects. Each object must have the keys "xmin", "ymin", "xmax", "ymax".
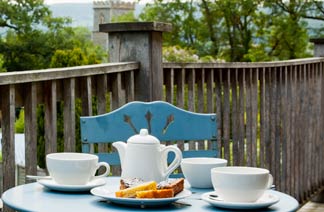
[
  {"xmin": 0, "ymin": 85, "xmax": 16, "ymax": 212},
  {"xmin": 99, "ymin": 22, "xmax": 172, "ymax": 101},
  {"xmin": 310, "ymin": 38, "xmax": 324, "ymax": 203}
]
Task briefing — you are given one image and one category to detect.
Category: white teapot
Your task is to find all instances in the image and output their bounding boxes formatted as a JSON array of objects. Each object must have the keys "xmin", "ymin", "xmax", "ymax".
[{"xmin": 113, "ymin": 129, "xmax": 182, "ymax": 182}]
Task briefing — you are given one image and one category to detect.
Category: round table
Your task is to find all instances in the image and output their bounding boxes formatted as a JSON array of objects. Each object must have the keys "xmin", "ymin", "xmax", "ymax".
[{"xmin": 2, "ymin": 177, "xmax": 299, "ymax": 212}]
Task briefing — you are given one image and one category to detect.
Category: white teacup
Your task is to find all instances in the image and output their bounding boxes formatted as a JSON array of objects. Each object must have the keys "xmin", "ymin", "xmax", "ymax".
[
  {"xmin": 181, "ymin": 157, "xmax": 227, "ymax": 188},
  {"xmin": 211, "ymin": 166, "xmax": 273, "ymax": 202},
  {"xmin": 46, "ymin": 152, "xmax": 110, "ymax": 185}
]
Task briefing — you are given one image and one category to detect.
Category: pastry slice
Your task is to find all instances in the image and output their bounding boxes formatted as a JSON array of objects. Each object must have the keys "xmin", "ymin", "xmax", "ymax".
[
  {"xmin": 120, "ymin": 178, "xmax": 144, "ymax": 190},
  {"xmin": 136, "ymin": 189, "xmax": 174, "ymax": 199},
  {"xmin": 115, "ymin": 181, "xmax": 157, "ymax": 198},
  {"xmin": 157, "ymin": 178, "xmax": 184, "ymax": 195}
]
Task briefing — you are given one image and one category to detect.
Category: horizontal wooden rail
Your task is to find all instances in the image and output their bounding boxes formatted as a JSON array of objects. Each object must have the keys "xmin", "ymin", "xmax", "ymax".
[
  {"xmin": 0, "ymin": 62, "xmax": 139, "ymax": 85},
  {"xmin": 164, "ymin": 57, "xmax": 324, "ymax": 68}
]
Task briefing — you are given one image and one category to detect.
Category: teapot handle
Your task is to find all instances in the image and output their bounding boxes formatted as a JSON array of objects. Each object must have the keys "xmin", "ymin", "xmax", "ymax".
[{"xmin": 161, "ymin": 146, "xmax": 182, "ymax": 180}]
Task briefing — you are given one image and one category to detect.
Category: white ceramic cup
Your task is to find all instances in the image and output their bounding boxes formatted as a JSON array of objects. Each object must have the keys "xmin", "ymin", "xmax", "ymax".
[
  {"xmin": 211, "ymin": 166, "xmax": 273, "ymax": 202},
  {"xmin": 181, "ymin": 157, "xmax": 227, "ymax": 188},
  {"xmin": 46, "ymin": 152, "xmax": 110, "ymax": 185}
]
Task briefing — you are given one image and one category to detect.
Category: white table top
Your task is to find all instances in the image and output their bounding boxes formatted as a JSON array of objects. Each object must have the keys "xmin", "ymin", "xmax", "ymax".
[{"xmin": 2, "ymin": 177, "xmax": 299, "ymax": 212}]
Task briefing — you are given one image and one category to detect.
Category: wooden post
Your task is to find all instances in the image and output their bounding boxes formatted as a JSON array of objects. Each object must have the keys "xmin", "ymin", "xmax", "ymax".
[
  {"xmin": 100, "ymin": 22, "xmax": 172, "ymax": 101},
  {"xmin": 309, "ymin": 38, "xmax": 324, "ymax": 203},
  {"xmin": 0, "ymin": 85, "xmax": 16, "ymax": 212}
]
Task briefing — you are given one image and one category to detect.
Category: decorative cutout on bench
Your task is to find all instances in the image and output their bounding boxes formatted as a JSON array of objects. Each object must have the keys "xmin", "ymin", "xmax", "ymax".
[
  {"xmin": 123, "ymin": 111, "xmax": 175, "ymax": 135},
  {"xmin": 163, "ymin": 114, "xmax": 174, "ymax": 134},
  {"xmin": 123, "ymin": 114, "xmax": 138, "ymax": 134}
]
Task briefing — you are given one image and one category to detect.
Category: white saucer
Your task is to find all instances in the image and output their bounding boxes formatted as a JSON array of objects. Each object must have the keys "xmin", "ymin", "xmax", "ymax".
[
  {"xmin": 38, "ymin": 178, "xmax": 106, "ymax": 192},
  {"xmin": 201, "ymin": 190, "xmax": 280, "ymax": 210},
  {"xmin": 91, "ymin": 185, "xmax": 192, "ymax": 207}
]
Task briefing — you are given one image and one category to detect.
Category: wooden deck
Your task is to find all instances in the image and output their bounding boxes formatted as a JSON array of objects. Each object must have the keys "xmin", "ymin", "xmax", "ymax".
[
  {"xmin": 298, "ymin": 202, "xmax": 324, "ymax": 212},
  {"xmin": 298, "ymin": 192, "xmax": 324, "ymax": 212}
]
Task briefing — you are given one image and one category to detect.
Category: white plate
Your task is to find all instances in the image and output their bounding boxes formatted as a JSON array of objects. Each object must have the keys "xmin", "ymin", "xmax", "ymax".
[
  {"xmin": 91, "ymin": 185, "xmax": 192, "ymax": 207},
  {"xmin": 201, "ymin": 190, "xmax": 280, "ymax": 210},
  {"xmin": 38, "ymin": 178, "xmax": 106, "ymax": 192}
]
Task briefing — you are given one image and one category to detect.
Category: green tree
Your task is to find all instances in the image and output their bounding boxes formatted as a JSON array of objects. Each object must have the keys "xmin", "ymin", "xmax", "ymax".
[
  {"xmin": 0, "ymin": 0, "xmax": 73, "ymax": 71},
  {"xmin": 0, "ymin": 0, "xmax": 108, "ymax": 168},
  {"xmin": 139, "ymin": 0, "xmax": 202, "ymax": 50},
  {"xmin": 139, "ymin": 0, "xmax": 322, "ymax": 62},
  {"xmin": 139, "ymin": 0, "xmax": 260, "ymax": 62},
  {"xmin": 0, "ymin": 54, "xmax": 5, "ymax": 72},
  {"xmin": 15, "ymin": 109, "xmax": 25, "ymax": 133},
  {"xmin": 301, "ymin": 1, "xmax": 324, "ymax": 37},
  {"xmin": 50, "ymin": 48, "xmax": 88, "ymax": 68},
  {"xmin": 0, "ymin": 1, "xmax": 106, "ymax": 71},
  {"xmin": 0, "ymin": 0, "xmax": 52, "ymax": 34},
  {"xmin": 63, "ymin": 27, "xmax": 107, "ymax": 65},
  {"xmin": 111, "ymin": 11, "xmax": 137, "ymax": 22},
  {"xmin": 163, "ymin": 45, "xmax": 217, "ymax": 62},
  {"xmin": 206, "ymin": 0, "xmax": 260, "ymax": 62},
  {"xmin": 258, "ymin": 0, "xmax": 312, "ymax": 60},
  {"xmin": 163, "ymin": 46, "xmax": 199, "ymax": 62},
  {"xmin": 1, "ymin": 26, "xmax": 106, "ymax": 71}
]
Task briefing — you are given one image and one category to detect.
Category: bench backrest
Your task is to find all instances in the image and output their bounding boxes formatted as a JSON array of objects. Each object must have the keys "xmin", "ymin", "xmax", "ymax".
[{"xmin": 80, "ymin": 101, "xmax": 218, "ymax": 175}]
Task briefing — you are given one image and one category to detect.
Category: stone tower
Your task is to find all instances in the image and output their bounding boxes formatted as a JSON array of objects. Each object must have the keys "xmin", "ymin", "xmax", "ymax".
[{"xmin": 92, "ymin": 0, "xmax": 135, "ymax": 51}]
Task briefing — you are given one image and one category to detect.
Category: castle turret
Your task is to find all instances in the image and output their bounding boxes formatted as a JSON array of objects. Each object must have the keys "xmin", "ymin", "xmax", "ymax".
[{"xmin": 92, "ymin": 0, "xmax": 135, "ymax": 51}]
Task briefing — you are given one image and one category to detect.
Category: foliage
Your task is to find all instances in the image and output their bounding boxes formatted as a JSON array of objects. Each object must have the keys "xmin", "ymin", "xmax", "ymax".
[
  {"xmin": 0, "ymin": 54, "xmax": 5, "ymax": 72},
  {"xmin": 37, "ymin": 45, "xmax": 101, "ymax": 168},
  {"xmin": 0, "ymin": 0, "xmax": 107, "ymax": 168},
  {"xmin": 163, "ymin": 45, "xmax": 217, "ymax": 62},
  {"xmin": 139, "ymin": 0, "xmax": 324, "ymax": 62},
  {"xmin": 1, "ymin": 26, "xmax": 106, "ymax": 71},
  {"xmin": 257, "ymin": 0, "xmax": 313, "ymax": 60},
  {"xmin": 0, "ymin": 0, "xmax": 73, "ymax": 71},
  {"xmin": 111, "ymin": 11, "xmax": 137, "ymax": 22},
  {"xmin": 163, "ymin": 46, "xmax": 199, "ymax": 62},
  {"xmin": 36, "ymin": 105, "xmax": 45, "ymax": 168},
  {"xmin": 139, "ymin": 0, "xmax": 260, "ymax": 61},
  {"xmin": 210, "ymin": 0, "xmax": 260, "ymax": 62},
  {"xmin": 15, "ymin": 109, "xmax": 25, "ymax": 133},
  {"xmin": 49, "ymin": 29, "xmax": 106, "ymax": 68},
  {"xmin": 139, "ymin": 1, "xmax": 202, "ymax": 50},
  {"xmin": 0, "ymin": 0, "xmax": 52, "ymax": 34},
  {"xmin": 50, "ymin": 48, "xmax": 88, "ymax": 67},
  {"xmin": 0, "ymin": 0, "xmax": 107, "ymax": 71}
]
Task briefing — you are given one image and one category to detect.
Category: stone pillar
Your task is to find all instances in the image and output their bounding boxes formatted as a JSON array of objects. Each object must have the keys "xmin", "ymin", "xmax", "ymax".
[
  {"xmin": 100, "ymin": 22, "xmax": 172, "ymax": 101},
  {"xmin": 310, "ymin": 38, "xmax": 324, "ymax": 57}
]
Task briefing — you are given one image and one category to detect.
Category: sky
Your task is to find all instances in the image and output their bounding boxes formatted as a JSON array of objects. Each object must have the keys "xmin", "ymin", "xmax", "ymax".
[
  {"xmin": 44, "ymin": 0, "xmax": 152, "ymax": 4},
  {"xmin": 45, "ymin": 0, "xmax": 91, "ymax": 3}
]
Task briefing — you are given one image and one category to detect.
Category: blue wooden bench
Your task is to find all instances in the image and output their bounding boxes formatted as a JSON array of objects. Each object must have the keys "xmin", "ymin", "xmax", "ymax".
[{"xmin": 80, "ymin": 101, "xmax": 218, "ymax": 176}]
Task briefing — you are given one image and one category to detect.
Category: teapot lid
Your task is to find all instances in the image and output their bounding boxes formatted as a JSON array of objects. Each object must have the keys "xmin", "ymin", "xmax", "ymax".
[{"xmin": 128, "ymin": 129, "xmax": 160, "ymax": 144}]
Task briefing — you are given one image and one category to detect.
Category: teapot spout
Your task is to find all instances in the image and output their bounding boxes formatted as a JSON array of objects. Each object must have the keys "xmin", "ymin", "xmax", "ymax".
[{"xmin": 112, "ymin": 141, "xmax": 127, "ymax": 168}]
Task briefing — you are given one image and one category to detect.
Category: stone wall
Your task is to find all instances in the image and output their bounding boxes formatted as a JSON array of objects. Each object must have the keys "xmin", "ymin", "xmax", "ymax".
[{"xmin": 310, "ymin": 38, "xmax": 324, "ymax": 57}]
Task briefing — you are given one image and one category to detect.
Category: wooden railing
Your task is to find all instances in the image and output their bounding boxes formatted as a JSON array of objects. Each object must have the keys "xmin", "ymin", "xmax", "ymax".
[
  {"xmin": 0, "ymin": 62, "xmax": 140, "ymax": 194},
  {"xmin": 1, "ymin": 58, "xmax": 324, "ymax": 206},
  {"xmin": 163, "ymin": 58, "xmax": 324, "ymax": 203}
]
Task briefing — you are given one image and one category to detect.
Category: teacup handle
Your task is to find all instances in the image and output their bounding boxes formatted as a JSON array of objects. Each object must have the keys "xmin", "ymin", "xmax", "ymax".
[
  {"xmin": 92, "ymin": 162, "xmax": 110, "ymax": 180},
  {"xmin": 267, "ymin": 174, "xmax": 274, "ymax": 189},
  {"xmin": 161, "ymin": 146, "xmax": 182, "ymax": 180}
]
